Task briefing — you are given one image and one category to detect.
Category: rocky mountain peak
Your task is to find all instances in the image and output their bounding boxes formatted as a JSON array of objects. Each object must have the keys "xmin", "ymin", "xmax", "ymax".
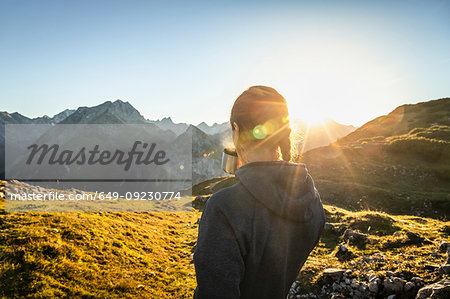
[{"xmin": 60, "ymin": 100, "xmax": 146, "ymax": 124}]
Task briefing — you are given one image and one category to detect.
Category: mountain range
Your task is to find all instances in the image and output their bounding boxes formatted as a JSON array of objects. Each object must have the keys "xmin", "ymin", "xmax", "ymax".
[{"xmin": 0, "ymin": 99, "xmax": 356, "ymax": 182}]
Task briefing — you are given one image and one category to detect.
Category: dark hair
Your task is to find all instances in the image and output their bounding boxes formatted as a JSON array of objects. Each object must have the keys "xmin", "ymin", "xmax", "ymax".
[{"xmin": 230, "ymin": 86, "xmax": 291, "ymax": 161}]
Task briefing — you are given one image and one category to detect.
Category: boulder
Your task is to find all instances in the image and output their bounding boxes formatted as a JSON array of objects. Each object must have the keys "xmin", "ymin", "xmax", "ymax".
[
  {"xmin": 416, "ymin": 279, "xmax": 450, "ymax": 299},
  {"xmin": 335, "ymin": 244, "xmax": 355, "ymax": 261},
  {"xmin": 322, "ymin": 268, "xmax": 345, "ymax": 280},
  {"xmin": 405, "ymin": 281, "xmax": 415, "ymax": 292},
  {"xmin": 439, "ymin": 241, "xmax": 449, "ymax": 252},
  {"xmin": 439, "ymin": 264, "xmax": 450, "ymax": 275},
  {"xmin": 406, "ymin": 231, "xmax": 424, "ymax": 242},
  {"xmin": 343, "ymin": 229, "xmax": 369, "ymax": 248},
  {"xmin": 383, "ymin": 277, "xmax": 404, "ymax": 294},
  {"xmin": 411, "ymin": 277, "xmax": 425, "ymax": 288},
  {"xmin": 369, "ymin": 278, "xmax": 381, "ymax": 293},
  {"xmin": 324, "ymin": 223, "xmax": 341, "ymax": 235}
]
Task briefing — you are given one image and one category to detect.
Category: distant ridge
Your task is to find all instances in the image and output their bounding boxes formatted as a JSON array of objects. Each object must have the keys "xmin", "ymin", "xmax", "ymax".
[
  {"xmin": 197, "ymin": 121, "xmax": 229, "ymax": 135},
  {"xmin": 148, "ymin": 118, "xmax": 229, "ymax": 136},
  {"xmin": 148, "ymin": 117, "xmax": 190, "ymax": 135},
  {"xmin": 337, "ymin": 97, "xmax": 450, "ymax": 144},
  {"xmin": 0, "ymin": 109, "xmax": 75, "ymax": 125},
  {"xmin": 60, "ymin": 100, "xmax": 146, "ymax": 124}
]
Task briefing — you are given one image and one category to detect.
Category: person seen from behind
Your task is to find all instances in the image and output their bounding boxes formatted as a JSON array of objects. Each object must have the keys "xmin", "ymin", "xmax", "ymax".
[{"xmin": 194, "ymin": 86, "xmax": 326, "ymax": 298}]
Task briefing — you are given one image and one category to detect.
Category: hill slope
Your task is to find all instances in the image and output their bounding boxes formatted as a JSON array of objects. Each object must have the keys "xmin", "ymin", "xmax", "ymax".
[
  {"xmin": 0, "ymin": 187, "xmax": 200, "ymax": 298},
  {"xmin": 337, "ymin": 98, "xmax": 450, "ymax": 145},
  {"xmin": 296, "ymin": 98, "xmax": 450, "ymax": 219},
  {"xmin": 1, "ymin": 181, "xmax": 449, "ymax": 298}
]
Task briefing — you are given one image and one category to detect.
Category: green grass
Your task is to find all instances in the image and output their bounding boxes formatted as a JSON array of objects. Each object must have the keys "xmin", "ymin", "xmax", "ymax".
[
  {"xmin": 0, "ymin": 187, "xmax": 200, "ymax": 298},
  {"xmin": 1, "ymin": 179, "xmax": 449, "ymax": 298}
]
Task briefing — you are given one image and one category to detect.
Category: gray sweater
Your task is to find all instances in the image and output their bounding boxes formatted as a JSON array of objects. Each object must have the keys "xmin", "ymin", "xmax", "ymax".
[{"xmin": 194, "ymin": 161, "xmax": 325, "ymax": 299}]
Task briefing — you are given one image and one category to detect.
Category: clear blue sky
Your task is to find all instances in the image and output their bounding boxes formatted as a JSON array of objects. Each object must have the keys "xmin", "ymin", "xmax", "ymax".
[{"xmin": 1, "ymin": 0, "xmax": 449, "ymax": 126}]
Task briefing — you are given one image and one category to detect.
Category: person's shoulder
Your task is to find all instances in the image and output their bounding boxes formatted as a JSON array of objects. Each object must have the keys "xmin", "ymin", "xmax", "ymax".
[
  {"xmin": 206, "ymin": 181, "xmax": 250, "ymax": 211},
  {"xmin": 208, "ymin": 181, "xmax": 243, "ymax": 203}
]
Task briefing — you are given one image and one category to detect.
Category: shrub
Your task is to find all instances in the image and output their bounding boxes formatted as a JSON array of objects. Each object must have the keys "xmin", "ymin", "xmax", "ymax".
[
  {"xmin": 408, "ymin": 125, "xmax": 450, "ymax": 141},
  {"xmin": 386, "ymin": 136, "xmax": 450, "ymax": 162}
]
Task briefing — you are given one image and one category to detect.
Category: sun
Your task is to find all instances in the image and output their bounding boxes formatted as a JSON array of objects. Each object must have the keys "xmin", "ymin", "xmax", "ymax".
[{"xmin": 254, "ymin": 37, "xmax": 397, "ymax": 127}]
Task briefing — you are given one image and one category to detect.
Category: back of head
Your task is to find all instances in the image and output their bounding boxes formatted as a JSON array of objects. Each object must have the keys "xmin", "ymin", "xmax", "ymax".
[{"xmin": 230, "ymin": 86, "xmax": 291, "ymax": 161}]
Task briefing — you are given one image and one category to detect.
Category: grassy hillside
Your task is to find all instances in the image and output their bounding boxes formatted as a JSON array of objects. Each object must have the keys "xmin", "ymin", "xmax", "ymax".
[
  {"xmin": 337, "ymin": 98, "xmax": 450, "ymax": 145},
  {"xmin": 2, "ymin": 185, "xmax": 448, "ymax": 298},
  {"xmin": 296, "ymin": 124, "xmax": 450, "ymax": 219},
  {"xmin": 292, "ymin": 99, "xmax": 450, "ymax": 219},
  {"xmin": 0, "ymin": 185, "xmax": 200, "ymax": 298},
  {"xmin": 191, "ymin": 124, "xmax": 450, "ymax": 218}
]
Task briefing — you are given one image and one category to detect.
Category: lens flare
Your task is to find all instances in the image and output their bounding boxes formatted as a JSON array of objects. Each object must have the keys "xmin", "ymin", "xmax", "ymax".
[{"xmin": 252, "ymin": 125, "xmax": 267, "ymax": 139}]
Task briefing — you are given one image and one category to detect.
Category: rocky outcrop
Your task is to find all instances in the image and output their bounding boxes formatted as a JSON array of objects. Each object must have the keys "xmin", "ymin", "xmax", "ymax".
[
  {"xmin": 289, "ymin": 269, "xmax": 428, "ymax": 298},
  {"xmin": 335, "ymin": 244, "xmax": 355, "ymax": 261},
  {"xmin": 438, "ymin": 245, "xmax": 450, "ymax": 275},
  {"xmin": 343, "ymin": 229, "xmax": 369, "ymax": 248},
  {"xmin": 416, "ymin": 279, "xmax": 450, "ymax": 299}
]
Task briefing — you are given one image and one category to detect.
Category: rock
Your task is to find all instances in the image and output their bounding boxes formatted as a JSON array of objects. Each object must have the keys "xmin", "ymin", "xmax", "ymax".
[
  {"xmin": 393, "ymin": 231, "xmax": 403, "ymax": 237},
  {"xmin": 387, "ymin": 295, "xmax": 396, "ymax": 299},
  {"xmin": 441, "ymin": 225, "xmax": 450, "ymax": 235},
  {"xmin": 383, "ymin": 277, "xmax": 404, "ymax": 294},
  {"xmin": 322, "ymin": 268, "xmax": 345, "ymax": 280},
  {"xmin": 447, "ymin": 247, "xmax": 450, "ymax": 263},
  {"xmin": 405, "ymin": 281, "xmax": 415, "ymax": 292},
  {"xmin": 369, "ymin": 278, "xmax": 381, "ymax": 293},
  {"xmin": 406, "ymin": 231, "xmax": 424, "ymax": 242},
  {"xmin": 416, "ymin": 279, "xmax": 450, "ymax": 299},
  {"xmin": 332, "ymin": 282, "xmax": 342, "ymax": 291},
  {"xmin": 137, "ymin": 284, "xmax": 150, "ymax": 289},
  {"xmin": 343, "ymin": 229, "xmax": 369, "ymax": 247},
  {"xmin": 335, "ymin": 244, "xmax": 355, "ymax": 261},
  {"xmin": 439, "ymin": 264, "xmax": 450, "ymax": 275},
  {"xmin": 363, "ymin": 252, "xmax": 385, "ymax": 264},
  {"xmin": 439, "ymin": 241, "xmax": 450, "ymax": 252},
  {"xmin": 339, "ymin": 244, "xmax": 348, "ymax": 252},
  {"xmin": 431, "ymin": 252, "xmax": 441, "ymax": 258},
  {"xmin": 411, "ymin": 277, "xmax": 425, "ymax": 288},
  {"xmin": 367, "ymin": 274, "xmax": 377, "ymax": 282},
  {"xmin": 424, "ymin": 264, "xmax": 440, "ymax": 272},
  {"xmin": 192, "ymin": 196, "xmax": 209, "ymax": 209},
  {"xmin": 324, "ymin": 223, "xmax": 341, "ymax": 235}
]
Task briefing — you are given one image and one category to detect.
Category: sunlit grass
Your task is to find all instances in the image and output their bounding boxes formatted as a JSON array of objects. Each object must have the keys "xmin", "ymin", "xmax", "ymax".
[{"xmin": 0, "ymin": 190, "xmax": 200, "ymax": 298}]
